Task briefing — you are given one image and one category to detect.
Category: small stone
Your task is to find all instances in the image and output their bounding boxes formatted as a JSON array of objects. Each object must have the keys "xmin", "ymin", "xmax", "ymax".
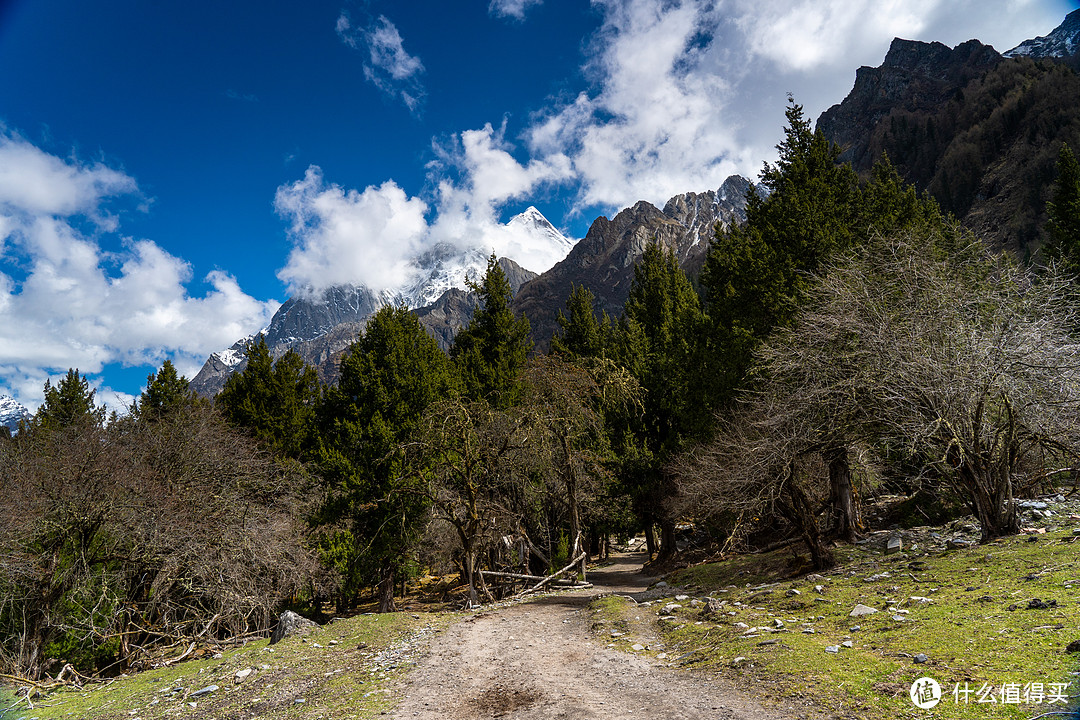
[
  {"xmin": 294, "ymin": 698, "xmax": 306, "ymax": 704},
  {"xmin": 885, "ymin": 535, "xmax": 903, "ymax": 555},
  {"xmin": 734, "ymin": 622, "xmax": 749, "ymax": 629},
  {"xmin": 655, "ymin": 581, "xmax": 668, "ymax": 588},
  {"xmin": 813, "ymin": 585, "xmax": 825, "ymax": 594},
  {"xmin": 235, "ymin": 668, "xmax": 253, "ymax": 682},
  {"xmin": 802, "ymin": 628, "xmax": 815, "ymax": 634},
  {"xmin": 661, "ymin": 603, "xmax": 682, "ymax": 614},
  {"xmin": 892, "ymin": 615, "xmax": 907, "ymax": 622},
  {"xmin": 825, "ymin": 645, "xmax": 840, "ymax": 654},
  {"xmin": 675, "ymin": 594, "xmax": 690, "ymax": 601},
  {"xmin": 914, "ymin": 653, "xmax": 928, "ymax": 664},
  {"xmin": 773, "ymin": 619, "xmax": 784, "ymax": 628},
  {"xmin": 841, "ymin": 641, "xmax": 853, "ymax": 648},
  {"xmin": 189, "ymin": 685, "xmax": 219, "ymax": 699},
  {"xmin": 732, "ymin": 656, "xmax": 747, "ymax": 665},
  {"xmin": 786, "ymin": 589, "xmax": 801, "ymax": 597},
  {"xmin": 1065, "ymin": 640, "xmax": 1080, "ymax": 653},
  {"xmin": 849, "ymin": 604, "xmax": 879, "ymax": 617},
  {"xmin": 850, "ymin": 625, "xmax": 861, "ymax": 631},
  {"xmin": 631, "ymin": 643, "xmax": 645, "ymax": 651}
]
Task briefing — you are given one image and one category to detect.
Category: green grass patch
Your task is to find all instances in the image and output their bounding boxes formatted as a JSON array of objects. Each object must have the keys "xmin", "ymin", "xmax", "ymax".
[
  {"xmin": 2, "ymin": 611, "xmax": 453, "ymax": 720},
  {"xmin": 599, "ymin": 528, "xmax": 1080, "ymax": 719}
]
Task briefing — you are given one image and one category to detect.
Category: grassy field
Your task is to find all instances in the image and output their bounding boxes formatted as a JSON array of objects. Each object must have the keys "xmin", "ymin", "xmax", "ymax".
[
  {"xmin": 0, "ymin": 611, "xmax": 454, "ymax": 720},
  {"xmin": 591, "ymin": 515, "xmax": 1080, "ymax": 719}
]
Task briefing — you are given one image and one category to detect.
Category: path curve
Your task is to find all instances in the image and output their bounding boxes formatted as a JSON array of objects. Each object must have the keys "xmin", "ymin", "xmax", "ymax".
[{"xmin": 390, "ymin": 553, "xmax": 786, "ymax": 720}]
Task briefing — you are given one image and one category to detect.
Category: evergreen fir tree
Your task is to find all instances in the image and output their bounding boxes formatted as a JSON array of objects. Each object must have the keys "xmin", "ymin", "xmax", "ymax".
[
  {"xmin": 216, "ymin": 336, "xmax": 320, "ymax": 459},
  {"xmin": 33, "ymin": 369, "xmax": 105, "ymax": 430},
  {"xmin": 451, "ymin": 254, "xmax": 532, "ymax": 409},
  {"xmin": 136, "ymin": 360, "xmax": 199, "ymax": 419},
  {"xmin": 316, "ymin": 304, "xmax": 459, "ymax": 611},
  {"xmin": 551, "ymin": 284, "xmax": 604, "ymax": 359},
  {"xmin": 1044, "ymin": 143, "xmax": 1080, "ymax": 276}
]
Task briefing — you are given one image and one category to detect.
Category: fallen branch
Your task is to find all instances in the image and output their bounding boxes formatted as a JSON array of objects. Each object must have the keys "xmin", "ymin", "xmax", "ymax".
[{"xmin": 517, "ymin": 552, "xmax": 587, "ymax": 597}]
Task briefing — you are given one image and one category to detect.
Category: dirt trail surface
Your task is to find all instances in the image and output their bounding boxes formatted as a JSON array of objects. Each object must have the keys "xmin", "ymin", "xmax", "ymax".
[{"xmin": 389, "ymin": 553, "xmax": 785, "ymax": 720}]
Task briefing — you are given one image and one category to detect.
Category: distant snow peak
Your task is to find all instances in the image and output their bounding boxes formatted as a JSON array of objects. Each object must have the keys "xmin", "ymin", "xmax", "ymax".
[
  {"xmin": 0, "ymin": 394, "xmax": 30, "ymax": 433},
  {"xmin": 502, "ymin": 206, "xmax": 574, "ymax": 274},
  {"xmin": 1004, "ymin": 8, "xmax": 1080, "ymax": 58}
]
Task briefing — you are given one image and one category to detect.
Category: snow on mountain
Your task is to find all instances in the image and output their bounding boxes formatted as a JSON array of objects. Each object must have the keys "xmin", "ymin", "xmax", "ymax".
[
  {"xmin": 1004, "ymin": 9, "xmax": 1080, "ymax": 58},
  {"xmin": 192, "ymin": 206, "xmax": 574, "ymax": 396},
  {"xmin": 0, "ymin": 395, "xmax": 30, "ymax": 433},
  {"xmin": 504, "ymin": 206, "xmax": 576, "ymax": 272}
]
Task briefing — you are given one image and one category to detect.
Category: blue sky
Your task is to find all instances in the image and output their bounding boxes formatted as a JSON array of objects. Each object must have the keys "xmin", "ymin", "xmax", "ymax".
[{"xmin": 0, "ymin": 0, "xmax": 1074, "ymax": 411}]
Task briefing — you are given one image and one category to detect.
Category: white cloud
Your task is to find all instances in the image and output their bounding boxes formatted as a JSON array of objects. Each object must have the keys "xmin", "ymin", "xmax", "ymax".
[
  {"xmin": 337, "ymin": 13, "xmax": 426, "ymax": 113},
  {"xmin": 518, "ymin": 0, "xmax": 1069, "ymax": 215},
  {"xmin": 275, "ymin": 122, "xmax": 573, "ymax": 295},
  {"xmin": 0, "ymin": 132, "xmax": 278, "ymax": 411},
  {"xmin": 489, "ymin": 0, "xmax": 544, "ymax": 21},
  {"xmin": 275, "ymin": 167, "xmax": 429, "ymax": 295}
]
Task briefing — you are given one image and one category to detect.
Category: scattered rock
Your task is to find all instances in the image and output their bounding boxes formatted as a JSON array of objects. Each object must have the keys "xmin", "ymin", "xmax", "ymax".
[
  {"xmin": 946, "ymin": 538, "xmax": 970, "ymax": 550},
  {"xmin": 234, "ymin": 668, "xmax": 252, "ymax": 682},
  {"xmin": 914, "ymin": 653, "xmax": 928, "ymax": 664},
  {"xmin": 699, "ymin": 597, "xmax": 726, "ymax": 619},
  {"xmin": 825, "ymin": 645, "xmax": 840, "ymax": 654},
  {"xmin": 189, "ymin": 685, "xmax": 219, "ymax": 699},
  {"xmin": 841, "ymin": 640, "xmax": 853, "ymax": 648},
  {"xmin": 849, "ymin": 604, "xmax": 879, "ymax": 617},
  {"xmin": 786, "ymin": 589, "xmax": 801, "ymax": 597},
  {"xmin": 631, "ymin": 643, "xmax": 645, "ymax": 651},
  {"xmin": 1028, "ymin": 598, "xmax": 1058, "ymax": 610},
  {"xmin": 885, "ymin": 535, "xmax": 903, "ymax": 555},
  {"xmin": 773, "ymin": 619, "xmax": 784, "ymax": 628},
  {"xmin": 269, "ymin": 610, "xmax": 319, "ymax": 645}
]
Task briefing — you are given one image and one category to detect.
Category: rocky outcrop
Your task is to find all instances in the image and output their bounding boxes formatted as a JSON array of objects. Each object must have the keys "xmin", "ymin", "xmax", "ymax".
[
  {"xmin": 513, "ymin": 176, "xmax": 751, "ymax": 350},
  {"xmin": 817, "ymin": 38, "xmax": 1002, "ymax": 173}
]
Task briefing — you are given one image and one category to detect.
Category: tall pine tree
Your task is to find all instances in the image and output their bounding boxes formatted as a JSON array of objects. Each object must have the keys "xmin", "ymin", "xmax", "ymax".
[
  {"xmin": 316, "ymin": 305, "xmax": 459, "ymax": 611},
  {"xmin": 451, "ymin": 254, "xmax": 532, "ymax": 409}
]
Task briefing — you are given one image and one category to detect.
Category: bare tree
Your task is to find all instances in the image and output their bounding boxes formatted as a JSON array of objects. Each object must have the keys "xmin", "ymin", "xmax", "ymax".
[
  {"xmin": 0, "ymin": 405, "xmax": 322, "ymax": 679},
  {"xmin": 677, "ymin": 233, "xmax": 1080, "ymax": 549}
]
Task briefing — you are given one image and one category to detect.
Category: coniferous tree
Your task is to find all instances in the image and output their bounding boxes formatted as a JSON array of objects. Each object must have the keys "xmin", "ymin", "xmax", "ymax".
[
  {"xmin": 451, "ymin": 254, "xmax": 532, "ymax": 409},
  {"xmin": 135, "ymin": 360, "xmax": 200, "ymax": 420},
  {"xmin": 551, "ymin": 284, "xmax": 604, "ymax": 359},
  {"xmin": 32, "ymin": 369, "xmax": 105, "ymax": 430},
  {"xmin": 1044, "ymin": 143, "xmax": 1080, "ymax": 276},
  {"xmin": 316, "ymin": 305, "xmax": 459, "ymax": 611},
  {"xmin": 216, "ymin": 337, "xmax": 320, "ymax": 459},
  {"xmin": 606, "ymin": 243, "xmax": 705, "ymax": 559}
]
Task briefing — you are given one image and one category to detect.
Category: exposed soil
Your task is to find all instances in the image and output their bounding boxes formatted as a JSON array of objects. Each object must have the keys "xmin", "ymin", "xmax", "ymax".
[{"xmin": 389, "ymin": 553, "xmax": 787, "ymax": 720}]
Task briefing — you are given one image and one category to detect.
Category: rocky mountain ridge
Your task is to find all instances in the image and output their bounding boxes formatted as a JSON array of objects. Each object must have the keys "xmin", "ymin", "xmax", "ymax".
[
  {"xmin": 514, "ymin": 175, "xmax": 752, "ymax": 350},
  {"xmin": 1004, "ymin": 8, "xmax": 1080, "ymax": 58},
  {"xmin": 816, "ymin": 9, "xmax": 1080, "ymax": 252},
  {"xmin": 191, "ymin": 178, "xmax": 753, "ymax": 395}
]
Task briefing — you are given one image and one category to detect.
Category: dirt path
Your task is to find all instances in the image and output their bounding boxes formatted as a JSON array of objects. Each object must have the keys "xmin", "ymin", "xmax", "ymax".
[{"xmin": 389, "ymin": 553, "xmax": 787, "ymax": 720}]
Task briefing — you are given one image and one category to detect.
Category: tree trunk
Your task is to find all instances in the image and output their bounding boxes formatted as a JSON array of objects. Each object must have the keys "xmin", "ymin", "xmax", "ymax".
[
  {"xmin": 643, "ymin": 516, "xmax": 657, "ymax": 558},
  {"xmin": 778, "ymin": 470, "xmax": 835, "ymax": 570},
  {"xmin": 377, "ymin": 564, "xmax": 396, "ymax": 613},
  {"xmin": 657, "ymin": 517, "xmax": 678, "ymax": 561},
  {"xmin": 825, "ymin": 446, "xmax": 859, "ymax": 543},
  {"xmin": 962, "ymin": 467, "xmax": 1019, "ymax": 541}
]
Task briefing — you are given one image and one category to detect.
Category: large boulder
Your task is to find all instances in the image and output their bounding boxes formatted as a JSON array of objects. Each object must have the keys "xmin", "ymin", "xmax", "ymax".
[{"xmin": 269, "ymin": 610, "xmax": 318, "ymax": 645}]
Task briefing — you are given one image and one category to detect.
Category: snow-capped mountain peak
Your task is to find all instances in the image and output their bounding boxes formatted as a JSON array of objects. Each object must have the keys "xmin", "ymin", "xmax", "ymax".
[
  {"xmin": 1004, "ymin": 9, "xmax": 1080, "ymax": 58},
  {"xmin": 0, "ymin": 394, "xmax": 30, "ymax": 433}
]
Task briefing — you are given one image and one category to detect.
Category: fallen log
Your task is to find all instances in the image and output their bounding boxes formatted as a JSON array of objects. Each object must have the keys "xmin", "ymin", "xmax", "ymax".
[{"xmin": 517, "ymin": 552, "xmax": 587, "ymax": 597}]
